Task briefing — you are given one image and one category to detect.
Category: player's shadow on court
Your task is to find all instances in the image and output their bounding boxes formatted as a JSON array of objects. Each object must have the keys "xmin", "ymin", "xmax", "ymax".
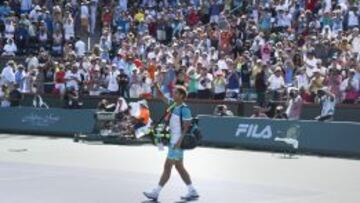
[
  {"xmin": 141, "ymin": 200, "xmax": 160, "ymax": 203},
  {"xmin": 141, "ymin": 200, "xmax": 196, "ymax": 203}
]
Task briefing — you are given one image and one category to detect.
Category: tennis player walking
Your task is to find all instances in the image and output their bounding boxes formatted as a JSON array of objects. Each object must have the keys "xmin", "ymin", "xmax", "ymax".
[{"xmin": 143, "ymin": 84, "xmax": 199, "ymax": 201}]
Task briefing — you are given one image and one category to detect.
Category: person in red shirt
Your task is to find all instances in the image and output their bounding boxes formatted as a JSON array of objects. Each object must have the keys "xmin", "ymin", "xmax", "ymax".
[
  {"xmin": 187, "ymin": 8, "xmax": 199, "ymax": 27},
  {"xmin": 147, "ymin": 59, "xmax": 156, "ymax": 81},
  {"xmin": 102, "ymin": 8, "xmax": 113, "ymax": 29},
  {"xmin": 220, "ymin": 30, "xmax": 233, "ymax": 52},
  {"xmin": 53, "ymin": 65, "xmax": 66, "ymax": 98},
  {"xmin": 306, "ymin": 0, "xmax": 318, "ymax": 12},
  {"xmin": 300, "ymin": 87, "xmax": 314, "ymax": 103}
]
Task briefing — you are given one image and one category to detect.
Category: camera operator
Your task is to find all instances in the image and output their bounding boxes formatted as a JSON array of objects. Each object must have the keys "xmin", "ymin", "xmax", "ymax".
[
  {"xmin": 97, "ymin": 99, "xmax": 116, "ymax": 112},
  {"xmin": 315, "ymin": 87, "xmax": 336, "ymax": 121},
  {"xmin": 285, "ymin": 87, "xmax": 303, "ymax": 120},
  {"xmin": 213, "ymin": 104, "xmax": 234, "ymax": 116},
  {"xmin": 250, "ymin": 106, "xmax": 268, "ymax": 118}
]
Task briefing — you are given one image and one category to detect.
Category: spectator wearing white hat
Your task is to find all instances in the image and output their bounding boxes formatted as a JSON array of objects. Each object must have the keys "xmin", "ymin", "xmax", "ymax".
[
  {"xmin": 75, "ymin": 37, "xmax": 87, "ymax": 58},
  {"xmin": 106, "ymin": 64, "xmax": 120, "ymax": 95},
  {"xmin": 1, "ymin": 61, "xmax": 16, "ymax": 85},
  {"xmin": 267, "ymin": 66, "xmax": 285, "ymax": 101},
  {"xmin": 129, "ymin": 68, "xmax": 142, "ymax": 98},
  {"xmin": 4, "ymin": 17, "xmax": 15, "ymax": 39},
  {"xmin": 65, "ymin": 65, "xmax": 81, "ymax": 91},
  {"xmin": 139, "ymin": 71, "xmax": 153, "ymax": 99},
  {"xmin": 340, "ymin": 69, "xmax": 359, "ymax": 104},
  {"xmin": 88, "ymin": 64, "xmax": 102, "ymax": 96},
  {"xmin": 25, "ymin": 52, "xmax": 39, "ymax": 71},
  {"xmin": 315, "ymin": 60, "xmax": 327, "ymax": 76},
  {"xmin": 63, "ymin": 12, "xmax": 75, "ymax": 41},
  {"xmin": 217, "ymin": 57, "xmax": 228, "ymax": 70},
  {"xmin": 304, "ymin": 51, "xmax": 321, "ymax": 78},
  {"xmin": 28, "ymin": 5, "xmax": 42, "ymax": 23},
  {"xmin": 315, "ymin": 87, "xmax": 336, "ymax": 121},
  {"xmin": 351, "ymin": 28, "xmax": 360, "ymax": 54},
  {"xmin": 212, "ymin": 70, "xmax": 226, "ymax": 100},
  {"xmin": 285, "ymin": 87, "xmax": 303, "ymax": 120},
  {"xmin": 2, "ymin": 37, "xmax": 16, "ymax": 56}
]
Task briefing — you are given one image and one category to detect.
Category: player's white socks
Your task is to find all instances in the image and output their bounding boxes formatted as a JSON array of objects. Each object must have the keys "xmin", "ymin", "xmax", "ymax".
[
  {"xmin": 187, "ymin": 184, "xmax": 196, "ymax": 192},
  {"xmin": 153, "ymin": 185, "xmax": 163, "ymax": 194}
]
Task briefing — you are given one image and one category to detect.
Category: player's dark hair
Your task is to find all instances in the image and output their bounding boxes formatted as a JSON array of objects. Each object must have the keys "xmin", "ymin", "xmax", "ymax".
[{"xmin": 176, "ymin": 86, "xmax": 187, "ymax": 99}]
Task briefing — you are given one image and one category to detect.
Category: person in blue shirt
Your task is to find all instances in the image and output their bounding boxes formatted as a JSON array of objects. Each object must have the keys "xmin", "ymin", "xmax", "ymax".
[
  {"xmin": 43, "ymin": 11, "xmax": 53, "ymax": 35},
  {"xmin": 209, "ymin": 0, "xmax": 221, "ymax": 24},
  {"xmin": 227, "ymin": 66, "xmax": 241, "ymax": 99},
  {"xmin": 14, "ymin": 65, "xmax": 26, "ymax": 91},
  {"xmin": 14, "ymin": 22, "xmax": 29, "ymax": 55},
  {"xmin": 144, "ymin": 84, "xmax": 199, "ymax": 201},
  {"xmin": 0, "ymin": 2, "xmax": 11, "ymax": 20}
]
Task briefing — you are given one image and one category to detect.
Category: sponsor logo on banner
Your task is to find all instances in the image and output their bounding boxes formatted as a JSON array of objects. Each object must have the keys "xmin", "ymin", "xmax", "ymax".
[
  {"xmin": 235, "ymin": 124, "xmax": 272, "ymax": 139},
  {"xmin": 21, "ymin": 113, "xmax": 60, "ymax": 127},
  {"xmin": 274, "ymin": 124, "xmax": 301, "ymax": 149}
]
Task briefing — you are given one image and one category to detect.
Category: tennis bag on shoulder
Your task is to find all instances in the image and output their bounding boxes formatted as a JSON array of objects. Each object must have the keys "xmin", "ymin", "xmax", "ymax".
[{"xmin": 179, "ymin": 106, "xmax": 202, "ymax": 150}]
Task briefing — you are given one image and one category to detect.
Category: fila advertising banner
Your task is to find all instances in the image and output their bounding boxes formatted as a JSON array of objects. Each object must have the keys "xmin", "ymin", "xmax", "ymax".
[{"xmin": 198, "ymin": 115, "xmax": 360, "ymax": 157}]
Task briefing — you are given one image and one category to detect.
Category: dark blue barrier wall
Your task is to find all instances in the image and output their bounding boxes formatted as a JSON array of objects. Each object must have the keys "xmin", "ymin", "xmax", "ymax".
[
  {"xmin": 20, "ymin": 94, "xmax": 241, "ymax": 122},
  {"xmin": 20, "ymin": 94, "xmax": 360, "ymax": 122},
  {"xmin": 198, "ymin": 115, "xmax": 360, "ymax": 157},
  {"xmin": 0, "ymin": 107, "xmax": 96, "ymax": 136}
]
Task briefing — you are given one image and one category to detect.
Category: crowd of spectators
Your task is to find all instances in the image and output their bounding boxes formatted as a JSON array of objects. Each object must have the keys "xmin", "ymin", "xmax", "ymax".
[{"xmin": 1, "ymin": 0, "xmax": 360, "ymax": 109}]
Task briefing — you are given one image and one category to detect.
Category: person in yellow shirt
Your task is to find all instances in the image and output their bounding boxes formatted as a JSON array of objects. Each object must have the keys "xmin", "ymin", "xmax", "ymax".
[
  {"xmin": 251, "ymin": 59, "xmax": 263, "ymax": 79},
  {"xmin": 134, "ymin": 9, "xmax": 145, "ymax": 23},
  {"xmin": 309, "ymin": 69, "xmax": 324, "ymax": 96}
]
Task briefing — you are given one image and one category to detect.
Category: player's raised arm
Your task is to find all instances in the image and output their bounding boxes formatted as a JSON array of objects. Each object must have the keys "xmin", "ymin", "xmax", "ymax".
[{"xmin": 154, "ymin": 82, "xmax": 168, "ymax": 104}]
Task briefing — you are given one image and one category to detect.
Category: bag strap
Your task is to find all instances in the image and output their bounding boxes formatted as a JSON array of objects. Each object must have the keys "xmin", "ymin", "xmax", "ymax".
[
  {"xmin": 152, "ymin": 110, "xmax": 169, "ymax": 130},
  {"xmin": 153, "ymin": 102, "xmax": 177, "ymax": 130},
  {"xmin": 180, "ymin": 105, "xmax": 184, "ymax": 131}
]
